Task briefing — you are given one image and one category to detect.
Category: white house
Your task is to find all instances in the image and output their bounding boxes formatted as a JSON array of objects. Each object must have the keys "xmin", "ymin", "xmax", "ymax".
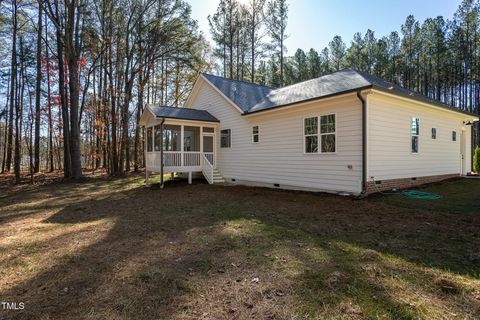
[{"xmin": 139, "ymin": 69, "xmax": 478, "ymax": 195}]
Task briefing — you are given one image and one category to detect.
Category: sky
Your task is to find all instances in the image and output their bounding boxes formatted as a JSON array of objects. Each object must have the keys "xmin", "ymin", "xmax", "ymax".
[{"xmin": 188, "ymin": 0, "xmax": 460, "ymax": 54}]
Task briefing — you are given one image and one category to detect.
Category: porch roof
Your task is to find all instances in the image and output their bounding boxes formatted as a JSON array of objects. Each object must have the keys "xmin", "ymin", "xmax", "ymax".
[{"xmin": 148, "ymin": 105, "xmax": 219, "ymax": 123}]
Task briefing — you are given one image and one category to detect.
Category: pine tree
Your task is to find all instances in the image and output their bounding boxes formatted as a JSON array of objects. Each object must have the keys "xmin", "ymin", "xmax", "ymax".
[{"xmin": 266, "ymin": 0, "xmax": 288, "ymax": 86}]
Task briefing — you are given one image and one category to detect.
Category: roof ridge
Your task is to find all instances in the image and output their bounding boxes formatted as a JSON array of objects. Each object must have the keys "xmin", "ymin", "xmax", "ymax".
[
  {"xmin": 201, "ymin": 73, "xmax": 273, "ymax": 89},
  {"xmin": 268, "ymin": 68, "xmax": 363, "ymax": 92}
]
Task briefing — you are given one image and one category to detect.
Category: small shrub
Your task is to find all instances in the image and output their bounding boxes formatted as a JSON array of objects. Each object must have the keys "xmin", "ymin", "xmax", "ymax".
[
  {"xmin": 138, "ymin": 271, "xmax": 154, "ymax": 283},
  {"xmin": 474, "ymin": 146, "xmax": 480, "ymax": 173}
]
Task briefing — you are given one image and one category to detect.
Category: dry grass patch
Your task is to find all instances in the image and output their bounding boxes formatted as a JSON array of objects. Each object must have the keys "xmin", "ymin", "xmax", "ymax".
[{"xmin": 0, "ymin": 174, "xmax": 479, "ymax": 319}]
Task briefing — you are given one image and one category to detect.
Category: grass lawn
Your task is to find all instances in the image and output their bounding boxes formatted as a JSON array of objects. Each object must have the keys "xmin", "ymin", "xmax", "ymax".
[{"xmin": 0, "ymin": 173, "xmax": 479, "ymax": 319}]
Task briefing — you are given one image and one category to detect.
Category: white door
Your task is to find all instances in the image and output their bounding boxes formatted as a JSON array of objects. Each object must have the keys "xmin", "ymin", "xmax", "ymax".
[{"xmin": 202, "ymin": 134, "xmax": 215, "ymax": 166}]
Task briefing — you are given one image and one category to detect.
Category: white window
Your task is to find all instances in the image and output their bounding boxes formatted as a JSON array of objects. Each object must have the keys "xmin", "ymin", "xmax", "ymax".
[
  {"xmin": 411, "ymin": 117, "xmax": 419, "ymax": 153},
  {"xmin": 431, "ymin": 128, "xmax": 436, "ymax": 139},
  {"xmin": 304, "ymin": 117, "xmax": 318, "ymax": 153},
  {"xmin": 320, "ymin": 114, "xmax": 336, "ymax": 153},
  {"xmin": 221, "ymin": 129, "xmax": 231, "ymax": 148},
  {"xmin": 252, "ymin": 126, "xmax": 259, "ymax": 143},
  {"xmin": 452, "ymin": 131, "xmax": 457, "ymax": 141},
  {"xmin": 304, "ymin": 114, "xmax": 336, "ymax": 154}
]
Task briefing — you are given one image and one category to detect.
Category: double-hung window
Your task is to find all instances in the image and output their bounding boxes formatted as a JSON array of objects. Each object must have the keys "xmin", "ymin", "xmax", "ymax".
[
  {"xmin": 221, "ymin": 129, "xmax": 231, "ymax": 148},
  {"xmin": 304, "ymin": 114, "xmax": 336, "ymax": 153},
  {"xmin": 320, "ymin": 114, "xmax": 336, "ymax": 153},
  {"xmin": 411, "ymin": 117, "xmax": 419, "ymax": 153},
  {"xmin": 304, "ymin": 117, "xmax": 318, "ymax": 153},
  {"xmin": 252, "ymin": 126, "xmax": 259, "ymax": 143}
]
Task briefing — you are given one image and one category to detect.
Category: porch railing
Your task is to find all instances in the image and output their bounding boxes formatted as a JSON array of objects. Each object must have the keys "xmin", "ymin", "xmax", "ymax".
[
  {"xmin": 183, "ymin": 152, "xmax": 201, "ymax": 167},
  {"xmin": 147, "ymin": 151, "xmax": 203, "ymax": 168},
  {"xmin": 201, "ymin": 153, "xmax": 214, "ymax": 184},
  {"xmin": 204, "ymin": 152, "xmax": 214, "ymax": 167},
  {"xmin": 164, "ymin": 151, "xmax": 182, "ymax": 167}
]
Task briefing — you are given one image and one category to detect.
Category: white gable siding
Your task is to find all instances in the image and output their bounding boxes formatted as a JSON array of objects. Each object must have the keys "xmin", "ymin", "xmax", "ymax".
[
  {"xmin": 367, "ymin": 93, "xmax": 473, "ymax": 181},
  {"xmin": 192, "ymin": 82, "xmax": 363, "ymax": 194}
]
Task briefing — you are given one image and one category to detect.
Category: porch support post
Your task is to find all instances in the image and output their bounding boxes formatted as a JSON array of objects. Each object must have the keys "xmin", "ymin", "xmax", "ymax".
[
  {"xmin": 160, "ymin": 119, "xmax": 165, "ymax": 189},
  {"xmin": 181, "ymin": 125, "xmax": 184, "ymax": 167},
  {"xmin": 146, "ymin": 170, "xmax": 150, "ymax": 185},
  {"xmin": 188, "ymin": 171, "xmax": 192, "ymax": 184},
  {"xmin": 200, "ymin": 126, "xmax": 203, "ymax": 154}
]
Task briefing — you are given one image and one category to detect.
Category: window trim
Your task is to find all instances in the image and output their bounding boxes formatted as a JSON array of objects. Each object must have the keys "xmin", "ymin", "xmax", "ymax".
[
  {"xmin": 252, "ymin": 126, "xmax": 259, "ymax": 144},
  {"xmin": 411, "ymin": 117, "xmax": 419, "ymax": 154},
  {"xmin": 320, "ymin": 114, "xmax": 337, "ymax": 154},
  {"xmin": 303, "ymin": 113, "xmax": 337, "ymax": 155},
  {"xmin": 220, "ymin": 128, "xmax": 232, "ymax": 148},
  {"xmin": 303, "ymin": 116, "xmax": 319, "ymax": 154}
]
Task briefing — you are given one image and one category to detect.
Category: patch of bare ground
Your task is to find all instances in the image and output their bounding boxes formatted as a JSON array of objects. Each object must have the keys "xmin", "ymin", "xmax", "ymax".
[{"xmin": 0, "ymin": 173, "xmax": 479, "ymax": 319}]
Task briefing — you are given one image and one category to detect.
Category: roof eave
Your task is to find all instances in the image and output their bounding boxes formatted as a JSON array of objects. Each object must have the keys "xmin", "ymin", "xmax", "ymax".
[{"xmin": 154, "ymin": 115, "xmax": 220, "ymax": 123}]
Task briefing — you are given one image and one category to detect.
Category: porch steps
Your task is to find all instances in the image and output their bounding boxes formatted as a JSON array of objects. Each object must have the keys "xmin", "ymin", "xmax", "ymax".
[{"xmin": 212, "ymin": 169, "xmax": 225, "ymax": 184}]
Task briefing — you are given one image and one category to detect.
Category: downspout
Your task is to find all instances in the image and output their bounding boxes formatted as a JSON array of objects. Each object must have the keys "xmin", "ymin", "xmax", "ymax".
[
  {"xmin": 160, "ymin": 118, "xmax": 165, "ymax": 188},
  {"xmin": 356, "ymin": 90, "xmax": 367, "ymax": 195}
]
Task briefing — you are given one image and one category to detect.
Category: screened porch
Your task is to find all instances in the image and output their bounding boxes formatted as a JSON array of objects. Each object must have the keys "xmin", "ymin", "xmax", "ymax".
[{"xmin": 145, "ymin": 123, "xmax": 217, "ymax": 173}]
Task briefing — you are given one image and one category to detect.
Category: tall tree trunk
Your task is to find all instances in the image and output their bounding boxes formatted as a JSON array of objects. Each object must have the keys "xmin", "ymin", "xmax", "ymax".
[
  {"xmin": 45, "ymin": 16, "xmax": 54, "ymax": 172},
  {"xmin": 134, "ymin": 66, "xmax": 145, "ymax": 172},
  {"xmin": 1, "ymin": 72, "xmax": 11, "ymax": 173},
  {"xmin": 14, "ymin": 36, "xmax": 24, "ymax": 184},
  {"xmin": 64, "ymin": 1, "xmax": 83, "ymax": 180},
  {"xmin": 54, "ymin": 9, "xmax": 72, "ymax": 178},
  {"xmin": 6, "ymin": 0, "xmax": 17, "ymax": 173},
  {"xmin": 34, "ymin": 3, "xmax": 43, "ymax": 173}
]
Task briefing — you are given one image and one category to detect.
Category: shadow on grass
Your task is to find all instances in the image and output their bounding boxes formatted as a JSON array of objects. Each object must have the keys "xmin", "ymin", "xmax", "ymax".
[{"xmin": 1, "ymin": 178, "xmax": 479, "ymax": 319}]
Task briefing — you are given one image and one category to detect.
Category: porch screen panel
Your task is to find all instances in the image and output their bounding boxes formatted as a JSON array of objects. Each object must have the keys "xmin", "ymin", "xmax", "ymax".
[
  {"xmin": 154, "ymin": 126, "xmax": 162, "ymax": 151},
  {"xmin": 163, "ymin": 125, "xmax": 181, "ymax": 151},
  {"xmin": 184, "ymin": 126, "xmax": 200, "ymax": 151},
  {"xmin": 146, "ymin": 127, "xmax": 153, "ymax": 152},
  {"xmin": 203, "ymin": 136, "xmax": 214, "ymax": 152}
]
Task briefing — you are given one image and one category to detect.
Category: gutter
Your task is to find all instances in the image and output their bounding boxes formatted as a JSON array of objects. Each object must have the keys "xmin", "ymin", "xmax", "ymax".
[{"xmin": 356, "ymin": 90, "xmax": 367, "ymax": 195}]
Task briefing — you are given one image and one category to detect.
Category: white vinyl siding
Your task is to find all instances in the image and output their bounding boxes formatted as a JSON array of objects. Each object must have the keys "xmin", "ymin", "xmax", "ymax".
[
  {"xmin": 191, "ymin": 82, "xmax": 362, "ymax": 194},
  {"xmin": 367, "ymin": 93, "xmax": 469, "ymax": 181}
]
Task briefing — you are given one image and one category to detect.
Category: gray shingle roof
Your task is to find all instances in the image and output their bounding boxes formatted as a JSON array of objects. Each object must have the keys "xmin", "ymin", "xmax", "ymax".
[
  {"xmin": 149, "ymin": 105, "xmax": 219, "ymax": 122},
  {"xmin": 202, "ymin": 69, "xmax": 476, "ymax": 117},
  {"xmin": 201, "ymin": 73, "xmax": 272, "ymax": 112}
]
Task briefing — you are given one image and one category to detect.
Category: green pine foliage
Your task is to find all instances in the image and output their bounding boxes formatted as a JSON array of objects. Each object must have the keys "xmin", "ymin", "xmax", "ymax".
[{"xmin": 474, "ymin": 146, "xmax": 480, "ymax": 173}]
